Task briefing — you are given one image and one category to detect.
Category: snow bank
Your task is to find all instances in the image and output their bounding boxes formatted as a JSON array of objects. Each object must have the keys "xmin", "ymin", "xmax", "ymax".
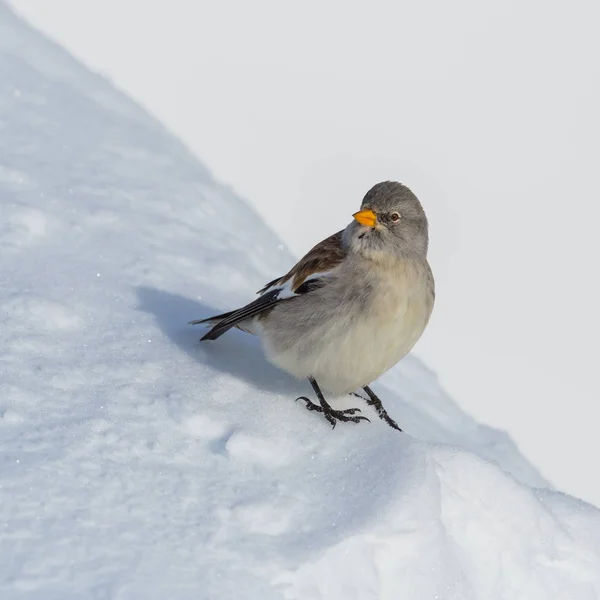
[{"xmin": 1, "ymin": 4, "xmax": 599, "ymax": 599}]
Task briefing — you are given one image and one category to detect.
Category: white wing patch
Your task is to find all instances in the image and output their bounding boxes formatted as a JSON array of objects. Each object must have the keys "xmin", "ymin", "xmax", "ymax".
[{"xmin": 263, "ymin": 270, "xmax": 335, "ymax": 301}]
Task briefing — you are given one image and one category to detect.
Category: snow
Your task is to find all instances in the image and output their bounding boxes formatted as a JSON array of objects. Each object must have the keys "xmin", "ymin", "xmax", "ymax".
[
  {"xmin": 9, "ymin": 0, "xmax": 600, "ymax": 509},
  {"xmin": 1, "ymin": 4, "xmax": 600, "ymax": 599}
]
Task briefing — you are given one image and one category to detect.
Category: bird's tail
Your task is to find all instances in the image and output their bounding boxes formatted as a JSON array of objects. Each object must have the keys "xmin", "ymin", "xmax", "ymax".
[
  {"xmin": 188, "ymin": 310, "xmax": 236, "ymax": 328},
  {"xmin": 189, "ymin": 289, "xmax": 281, "ymax": 341},
  {"xmin": 188, "ymin": 310, "xmax": 238, "ymax": 341}
]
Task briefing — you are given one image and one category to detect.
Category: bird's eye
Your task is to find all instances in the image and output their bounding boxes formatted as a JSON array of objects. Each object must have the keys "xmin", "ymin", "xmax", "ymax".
[{"xmin": 390, "ymin": 212, "xmax": 401, "ymax": 222}]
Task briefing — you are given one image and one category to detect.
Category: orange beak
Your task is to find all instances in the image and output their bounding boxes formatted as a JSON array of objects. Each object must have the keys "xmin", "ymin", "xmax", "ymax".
[{"xmin": 353, "ymin": 208, "xmax": 377, "ymax": 227}]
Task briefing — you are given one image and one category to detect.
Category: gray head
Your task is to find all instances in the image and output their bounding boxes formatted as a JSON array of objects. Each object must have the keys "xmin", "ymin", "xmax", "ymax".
[{"xmin": 343, "ymin": 181, "xmax": 429, "ymax": 261}]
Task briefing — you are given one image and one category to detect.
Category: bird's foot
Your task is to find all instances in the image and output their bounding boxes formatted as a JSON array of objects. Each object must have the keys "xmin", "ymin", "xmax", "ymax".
[
  {"xmin": 295, "ymin": 397, "xmax": 370, "ymax": 428},
  {"xmin": 350, "ymin": 390, "xmax": 403, "ymax": 432},
  {"xmin": 376, "ymin": 412, "xmax": 402, "ymax": 432},
  {"xmin": 350, "ymin": 388, "xmax": 402, "ymax": 431}
]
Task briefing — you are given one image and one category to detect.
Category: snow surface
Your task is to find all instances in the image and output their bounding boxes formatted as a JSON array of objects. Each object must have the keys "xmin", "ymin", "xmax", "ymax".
[
  {"xmin": 1, "ymin": 4, "xmax": 600, "ymax": 599},
  {"xmin": 11, "ymin": 0, "xmax": 600, "ymax": 509}
]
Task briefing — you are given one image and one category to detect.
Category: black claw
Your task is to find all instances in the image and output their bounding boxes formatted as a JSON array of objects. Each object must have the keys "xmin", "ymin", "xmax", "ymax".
[
  {"xmin": 322, "ymin": 410, "xmax": 369, "ymax": 427},
  {"xmin": 297, "ymin": 378, "xmax": 371, "ymax": 429},
  {"xmin": 379, "ymin": 414, "xmax": 402, "ymax": 431},
  {"xmin": 344, "ymin": 414, "xmax": 370, "ymax": 424},
  {"xmin": 295, "ymin": 396, "xmax": 321, "ymax": 412},
  {"xmin": 358, "ymin": 386, "xmax": 403, "ymax": 432}
]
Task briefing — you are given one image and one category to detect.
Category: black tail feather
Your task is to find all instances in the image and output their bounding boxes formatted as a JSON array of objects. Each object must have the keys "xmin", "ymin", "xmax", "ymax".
[
  {"xmin": 200, "ymin": 322, "xmax": 236, "ymax": 341},
  {"xmin": 188, "ymin": 309, "xmax": 236, "ymax": 327},
  {"xmin": 190, "ymin": 289, "xmax": 283, "ymax": 342}
]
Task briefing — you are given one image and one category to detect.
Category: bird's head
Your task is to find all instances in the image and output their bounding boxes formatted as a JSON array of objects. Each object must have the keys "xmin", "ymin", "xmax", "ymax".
[{"xmin": 345, "ymin": 181, "xmax": 429, "ymax": 262}]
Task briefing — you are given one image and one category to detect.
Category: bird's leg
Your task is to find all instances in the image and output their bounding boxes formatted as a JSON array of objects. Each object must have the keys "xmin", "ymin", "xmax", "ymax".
[
  {"xmin": 360, "ymin": 386, "xmax": 403, "ymax": 432},
  {"xmin": 296, "ymin": 377, "xmax": 370, "ymax": 428}
]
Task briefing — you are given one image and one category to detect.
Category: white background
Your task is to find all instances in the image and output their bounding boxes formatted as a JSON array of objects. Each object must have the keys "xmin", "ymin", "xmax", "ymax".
[{"xmin": 9, "ymin": 0, "xmax": 600, "ymax": 505}]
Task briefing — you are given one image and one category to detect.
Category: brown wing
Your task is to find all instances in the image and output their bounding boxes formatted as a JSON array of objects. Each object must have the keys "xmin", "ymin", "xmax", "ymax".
[
  {"xmin": 192, "ymin": 231, "xmax": 347, "ymax": 342},
  {"xmin": 257, "ymin": 231, "xmax": 346, "ymax": 294}
]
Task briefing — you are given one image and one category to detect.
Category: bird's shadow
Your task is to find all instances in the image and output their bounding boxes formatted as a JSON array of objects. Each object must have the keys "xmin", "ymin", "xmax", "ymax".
[{"xmin": 135, "ymin": 286, "xmax": 308, "ymax": 397}]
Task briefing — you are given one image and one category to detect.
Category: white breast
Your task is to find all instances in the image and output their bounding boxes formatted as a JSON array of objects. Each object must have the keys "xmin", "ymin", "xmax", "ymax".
[
  {"xmin": 262, "ymin": 259, "xmax": 434, "ymax": 396},
  {"xmin": 315, "ymin": 264, "xmax": 432, "ymax": 393}
]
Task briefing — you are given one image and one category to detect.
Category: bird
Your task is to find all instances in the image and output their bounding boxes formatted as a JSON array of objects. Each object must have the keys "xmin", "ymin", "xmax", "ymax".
[{"xmin": 190, "ymin": 181, "xmax": 435, "ymax": 431}]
